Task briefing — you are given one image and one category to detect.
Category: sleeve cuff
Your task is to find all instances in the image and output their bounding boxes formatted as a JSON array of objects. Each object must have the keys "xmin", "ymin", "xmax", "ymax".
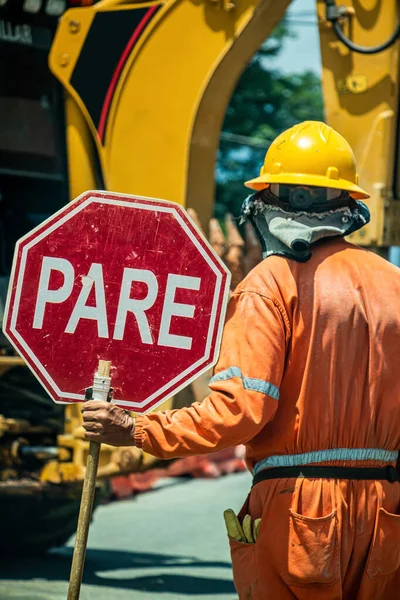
[{"xmin": 134, "ymin": 416, "xmax": 145, "ymax": 448}]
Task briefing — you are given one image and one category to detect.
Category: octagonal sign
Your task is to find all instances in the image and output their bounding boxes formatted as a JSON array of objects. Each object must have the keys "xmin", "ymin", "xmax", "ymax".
[{"xmin": 3, "ymin": 191, "xmax": 231, "ymax": 414}]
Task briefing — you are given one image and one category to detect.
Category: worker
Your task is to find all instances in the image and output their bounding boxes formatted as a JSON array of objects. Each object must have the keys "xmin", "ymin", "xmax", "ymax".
[{"xmin": 82, "ymin": 121, "xmax": 400, "ymax": 600}]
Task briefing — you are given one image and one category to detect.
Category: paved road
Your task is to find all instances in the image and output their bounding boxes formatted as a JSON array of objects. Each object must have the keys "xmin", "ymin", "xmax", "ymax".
[{"xmin": 0, "ymin": 471, "xmax": 251, "ymax": 600}]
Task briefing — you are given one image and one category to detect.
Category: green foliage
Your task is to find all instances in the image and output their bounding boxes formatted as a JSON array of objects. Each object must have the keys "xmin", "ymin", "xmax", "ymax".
[{"xmin": 215, "ymin": 22, "xmax": 324, "ymax": 220}]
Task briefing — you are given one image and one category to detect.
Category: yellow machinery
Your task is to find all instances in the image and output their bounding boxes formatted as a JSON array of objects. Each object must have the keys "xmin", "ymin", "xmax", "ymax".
[
  {"xmin": 317, "ymin": 0, "xmax": 400, "ymax": 248},
  {"xmin": 49, "ymin": 0, "xmax": 294, "ymax": 227},
  {"xmin": 47, "ymin": 0, "xmax": 400, "ymax": 241},
  {"xmin": 0, "ymin": 0, "xmax": 399, "ymax": 552}
]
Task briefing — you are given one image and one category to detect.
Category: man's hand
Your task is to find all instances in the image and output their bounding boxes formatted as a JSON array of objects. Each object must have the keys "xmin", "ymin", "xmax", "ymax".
[{"xmin": 82, "ymin": 401, "xmax": 135, "ymax": 447}]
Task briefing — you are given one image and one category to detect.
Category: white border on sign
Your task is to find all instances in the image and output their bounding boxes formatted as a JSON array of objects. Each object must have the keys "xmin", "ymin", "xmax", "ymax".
[{"xmin": 6, "ymin": 194, "xmax": 231, "ymax": 410}]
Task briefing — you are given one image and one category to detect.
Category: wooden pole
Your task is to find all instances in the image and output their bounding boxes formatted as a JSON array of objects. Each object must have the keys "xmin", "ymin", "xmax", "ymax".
[{"xmin": 67, "ymin": 360, "xmax": 111, "ymax": 600}]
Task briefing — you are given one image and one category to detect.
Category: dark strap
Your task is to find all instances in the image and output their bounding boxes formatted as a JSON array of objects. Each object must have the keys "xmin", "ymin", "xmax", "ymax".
[{"xmin": 252, "ymin": 465, "xmax": 400, "ymax": 487}]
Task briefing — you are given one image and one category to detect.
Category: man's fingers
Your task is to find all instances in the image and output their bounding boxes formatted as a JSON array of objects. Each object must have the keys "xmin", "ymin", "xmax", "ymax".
[
  {"xmin": 81, "ymin": 400, "xmax": 110, "ymax": 412},
  {"xmin": 84, "ymin": 431, "xmax": 102, "ymax": 441},
  {"xmin": 81, "ymin": 413, "xmax": 98, "ymax": 422},
  {"xmin": 82, "ymin": 410, "xmax": 109, "ymax": 428},
  {"xmin": 82, "ymin": 421, "xmax": 102, "ymax": 432}
]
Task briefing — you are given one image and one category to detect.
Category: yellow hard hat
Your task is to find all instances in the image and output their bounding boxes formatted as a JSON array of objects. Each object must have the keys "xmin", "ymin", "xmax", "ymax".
[{"xmin": 245, "ymin": 121, "xmax": 369, "ymax": 200}]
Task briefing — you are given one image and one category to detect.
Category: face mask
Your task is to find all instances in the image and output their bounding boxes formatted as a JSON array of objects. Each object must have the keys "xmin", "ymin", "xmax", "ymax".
[{"xmin": 241, "ymin": 187, "xmax": 370, "ymax": 262}]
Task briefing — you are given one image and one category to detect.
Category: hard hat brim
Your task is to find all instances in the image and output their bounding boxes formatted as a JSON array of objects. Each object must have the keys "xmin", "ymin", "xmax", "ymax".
[{"xmin": 244, "ymin": 174, "xmax": 370, "ymax": 200}]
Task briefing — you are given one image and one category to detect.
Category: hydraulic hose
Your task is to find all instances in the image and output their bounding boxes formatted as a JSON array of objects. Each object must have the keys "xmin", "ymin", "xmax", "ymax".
[{"xmin": 325, "ymin": 0, "xmax": 400, "ymax": 55}]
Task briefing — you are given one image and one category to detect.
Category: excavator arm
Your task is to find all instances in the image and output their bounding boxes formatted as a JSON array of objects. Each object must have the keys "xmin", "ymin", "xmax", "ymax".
[
  {"xmin": 50, "ymin": 0, "xmax": 400, "ymax": 244},
  {"xmin": 49, "ymin": 0, "xmax": 291, "ymax": 229}
]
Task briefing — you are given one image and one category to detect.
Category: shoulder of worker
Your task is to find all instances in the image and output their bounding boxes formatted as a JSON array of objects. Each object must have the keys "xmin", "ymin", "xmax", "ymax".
[
  {"xmin": 349, "ymin": 244, "xmax": 400, "ymax": 273},
  {"xmin": 232, "ymin": 254, "xmax": 296, "ymax": 307},
  {"xmin": 232, "ymin": 237, "xmax": 400, "ymax": 305},
  {"xmin": 314, "ymin": 238, "xmax": 400, "ymax": 277}
]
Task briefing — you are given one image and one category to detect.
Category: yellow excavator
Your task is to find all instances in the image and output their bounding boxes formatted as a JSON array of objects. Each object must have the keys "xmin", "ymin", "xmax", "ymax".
[{"xmin": 0, "ymin": 0, "xmax": 398, "ymax": 552}]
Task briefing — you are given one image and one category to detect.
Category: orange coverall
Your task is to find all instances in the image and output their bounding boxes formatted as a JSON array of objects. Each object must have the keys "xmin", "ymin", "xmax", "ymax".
[{"xmin": 134, "ymin": 237, "xmax": 400, "ymax": 600}]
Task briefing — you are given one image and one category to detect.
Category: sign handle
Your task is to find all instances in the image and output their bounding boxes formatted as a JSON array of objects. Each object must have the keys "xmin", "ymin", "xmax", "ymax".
[{"xmin": 67, "ymin": 360, "xmax": 112, "ymax": 600}]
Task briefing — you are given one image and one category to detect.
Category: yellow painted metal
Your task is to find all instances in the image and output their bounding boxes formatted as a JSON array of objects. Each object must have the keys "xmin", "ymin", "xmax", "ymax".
[
  {"xmin": 49, "ymin": 7, "xmax": 99, "ymax": 156},
  {"xmin": 0, "ymin": 357, "xmax": 25, "ymax": 366},
  {"xmin": 317, "ymin": 0, "xmax": 400, "ymax": 246},
  {"xmin": 187, "ymin": 0, "xmax": 291, "ymax": 226},
  {"xmin": 40, "ymin": 460, "xmax": 84, "ymax": 484},
  {"xmin": 40, "ymin": 434, "xmax": 111, "ymax": 483},
  {"xmin": 49, "ymin": 0, "xmax": 291, "ymax": 229},
  {"xmin": 65, "ymin": 93, "xmax": 99, "ymax": 198},
  {"xmin": 0, "ymin": 356, "xmax": 25, "ymax": 378},
  {"xmin": 245, "ymin": 121, "xmax": 370, "ymax": 199}
]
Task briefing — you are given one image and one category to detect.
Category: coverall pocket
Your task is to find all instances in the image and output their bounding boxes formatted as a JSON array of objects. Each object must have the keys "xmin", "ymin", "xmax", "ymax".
[
  {"xmin": 229, "ymin": 537, "xmax": 257, "ymax": 600},
  {"xmin": 367, "ymin": 507, "xmax": 400, "ymax": 578},
  {"xmin": 282, "ymin": 508, "xmax": 340, "ymax": 587}
]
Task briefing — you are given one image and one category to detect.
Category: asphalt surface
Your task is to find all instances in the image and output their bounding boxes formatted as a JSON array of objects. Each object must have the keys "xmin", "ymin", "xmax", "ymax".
[{"xmin": 0, "ymin": 471, "xmax": 251, "ymax": 600}]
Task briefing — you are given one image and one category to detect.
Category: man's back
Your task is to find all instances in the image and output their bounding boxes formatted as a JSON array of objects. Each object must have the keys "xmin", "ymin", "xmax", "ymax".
[
  {"xmin": 230, "ymin": 239, "xmax": 400, "ymax": 600},
  {"xmin": 247, "ymin": 238, "xmax": 400, "ymax": 465}
]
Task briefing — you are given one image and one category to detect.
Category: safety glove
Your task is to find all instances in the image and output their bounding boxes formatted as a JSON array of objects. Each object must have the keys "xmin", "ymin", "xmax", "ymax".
[
  {"xmin": 82, "ymin": 400, "xmax": 136, "ymax": 447},
  {"xmin": 223, "ymin": 510, "xmax": 262, "ymax": 544}
]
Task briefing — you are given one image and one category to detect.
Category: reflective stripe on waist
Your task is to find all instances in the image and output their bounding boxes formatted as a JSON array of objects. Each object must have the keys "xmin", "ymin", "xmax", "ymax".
[{"xmin": 253, "ymin": 448, "xmax": 399, "ymax": 475}]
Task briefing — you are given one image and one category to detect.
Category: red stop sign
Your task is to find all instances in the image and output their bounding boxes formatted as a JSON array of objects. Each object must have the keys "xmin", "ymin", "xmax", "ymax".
[{"xmin": 3, "ymin": 191, "xmax": 230, "ymax": 414}]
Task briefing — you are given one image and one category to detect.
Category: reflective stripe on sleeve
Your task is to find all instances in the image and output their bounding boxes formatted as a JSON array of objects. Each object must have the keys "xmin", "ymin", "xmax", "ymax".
[{"xmin": 210, "ymin": 366, "xmax": 280, "ymax": 400}]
